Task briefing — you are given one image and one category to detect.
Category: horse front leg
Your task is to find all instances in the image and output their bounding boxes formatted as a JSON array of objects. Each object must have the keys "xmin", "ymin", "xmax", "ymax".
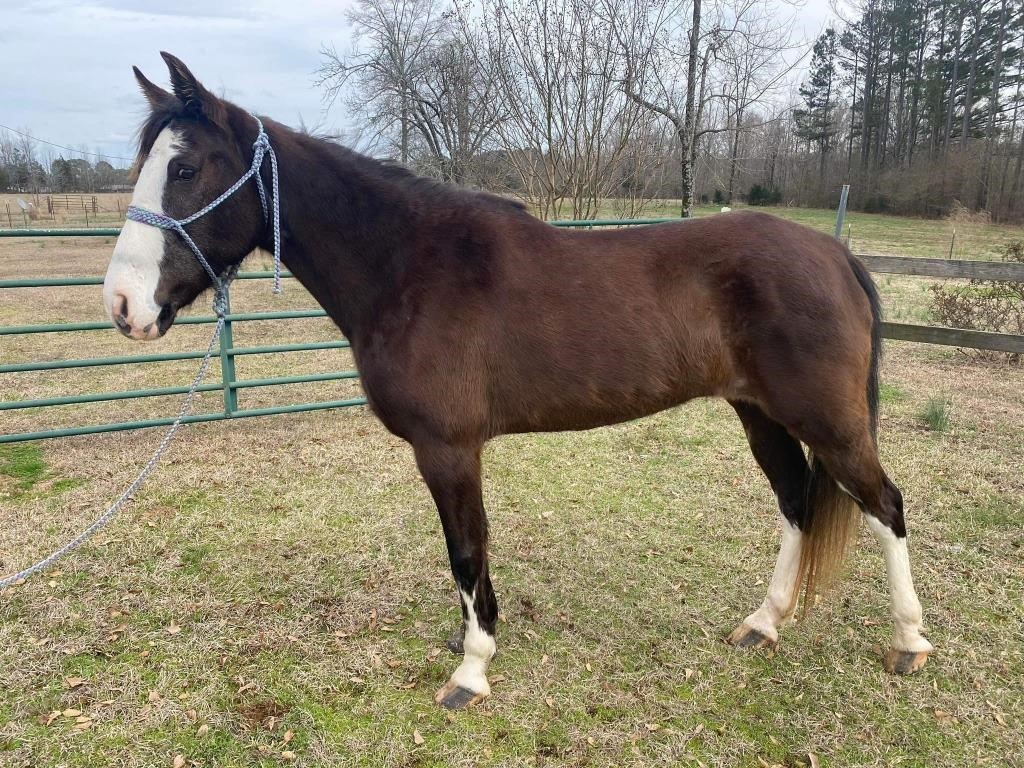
[{"xmin": 414, "ymin": 440, "xmax": 498, "ymax": 709}]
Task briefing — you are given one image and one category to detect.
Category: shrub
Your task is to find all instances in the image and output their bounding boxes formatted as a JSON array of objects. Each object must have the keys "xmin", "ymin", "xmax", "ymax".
[
  {"xmin": 712, "ymin": 189, "xmax": 724, "ymax": 204},
  {"xmin": 747, "ymin": 184, "xmax": 781, "ymax": 206},
  {"xmin": 929, "ymin": 240, "xmax": 1024, "ymax": 363}
]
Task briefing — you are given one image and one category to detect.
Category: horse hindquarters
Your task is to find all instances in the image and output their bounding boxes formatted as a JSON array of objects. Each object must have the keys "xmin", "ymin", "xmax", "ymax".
[{"xmin": 725, "ymin": 251, "xmax": 932, "ymax": 672}]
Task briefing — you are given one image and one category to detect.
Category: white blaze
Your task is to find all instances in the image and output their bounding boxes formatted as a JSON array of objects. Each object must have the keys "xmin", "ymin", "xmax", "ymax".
[{"xmin": 103, "ymin": 127, "xmax": 182, "ymax": 340}]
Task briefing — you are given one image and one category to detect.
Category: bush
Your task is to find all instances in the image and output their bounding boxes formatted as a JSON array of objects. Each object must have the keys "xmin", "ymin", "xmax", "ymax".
[
  {"xmin": 747, "ymin": 184, "xmax": 781, "ymax": 206},
  {"xmin": 929, "ymin": 240, "xmax": 1024, "ymax": 363},
  {"xmin": 712, "ymin": 189, "xmax": 724, "ymax": 204},
  {"xmin": 862, "ymin": 194, "xmax": 891, "ymax": 213}
]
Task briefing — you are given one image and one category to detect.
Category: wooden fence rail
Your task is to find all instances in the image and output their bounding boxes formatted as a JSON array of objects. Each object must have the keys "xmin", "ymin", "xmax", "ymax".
[{"xmin": 855, "ymin": 253, "xmax": 1024, "ymax": 353}]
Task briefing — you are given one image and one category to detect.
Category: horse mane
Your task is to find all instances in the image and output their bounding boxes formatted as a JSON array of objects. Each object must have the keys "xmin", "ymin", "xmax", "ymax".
[{"xmin": 302, "ymin": 130, "xmax": 527, "ymax": 215}]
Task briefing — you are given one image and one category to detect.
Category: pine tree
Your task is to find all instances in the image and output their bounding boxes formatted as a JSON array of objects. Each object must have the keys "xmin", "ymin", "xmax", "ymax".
[{"xmin": 794, "ymin": 29, "xmax": 841, "ymax": 181}]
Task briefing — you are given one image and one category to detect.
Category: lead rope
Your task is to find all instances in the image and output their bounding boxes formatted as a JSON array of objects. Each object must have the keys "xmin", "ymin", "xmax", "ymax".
[{"xmin": 1, "ymin": 115, "xmax": 279, "ymax": 591}]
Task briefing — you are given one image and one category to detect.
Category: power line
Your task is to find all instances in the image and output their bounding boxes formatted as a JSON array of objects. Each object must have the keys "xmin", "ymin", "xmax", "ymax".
[{"xmin": 0, "ymin": 123, "xmax": 133, "ymax": 163}]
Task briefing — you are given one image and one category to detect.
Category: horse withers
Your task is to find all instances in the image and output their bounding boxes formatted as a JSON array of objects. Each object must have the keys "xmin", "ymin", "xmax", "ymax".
[{"xmin": 102, "ymin": 53, "xmax": 933, "ymax": 709}]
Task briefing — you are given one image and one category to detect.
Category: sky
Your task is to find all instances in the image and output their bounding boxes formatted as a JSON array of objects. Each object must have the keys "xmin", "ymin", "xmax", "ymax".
[{"xmin": 0, "ymin": 0, "xmax": 839, "ymax": 166}]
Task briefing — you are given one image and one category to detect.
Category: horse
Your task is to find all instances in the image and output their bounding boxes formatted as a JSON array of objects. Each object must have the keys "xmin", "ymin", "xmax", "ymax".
[{"xmin": 102, "ymin": 53, "xmax": 933, "ymax": 710}]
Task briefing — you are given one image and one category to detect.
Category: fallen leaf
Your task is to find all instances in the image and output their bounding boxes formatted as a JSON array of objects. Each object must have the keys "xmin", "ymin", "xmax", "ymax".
[
  {"xmin": 65, "ymin": 677, "xmax": 85, "ymax": 689},
  {"xmin": 544, "ymin": 697, "xmax": 554, "ymax": 709},
  {"xmin": 284, "ymin": 729, "xmax": 294, "ymax": 744},
  {"xmin": 809, "ymin": 753, "xmax": 821, "ymax": 768},
  {"xmin": 413, "ymin": 729, "xmax": 425, "ymax": 745},
  {"xmin": 281, "ymin": 751, "xmax": 297, "ymax": 760},
  {"xmin": 172, "ymin": 756, "xmax": 186, "ymax": 768},
  {"xmin": 994, "ymin": 713, "xmax": 1007, "ymax": 727},
  {"xmin": 197, "ymin": 724, "xmax": 209, "ymax": 737},
  {"xmin": 585, "ymin": 663, "xmax": 592, "ymax": 672},
  {"xmin": 490, "ymin": 674, "xmax": 507, "ymax": 684},
  {"xmin": 75, "ymin": 715, "xmax": 92, "ymax": 724},
  {"xmin": 166, "ymin": 623, "xmax": 182, "ymax": 635},
  {"xmin": 685, "ymin": 668, "xmax": 695, "ymax": 681},
  {"xmin": 62, "ymin": 709, "xmax": 82, "ymax": 718},
  {"xmin": 148, "ymin": 691, "xmax": 161, "ymax": 703},
  {"xmin": 645, "ymin": 723, "xmax": 661, "ymax": 732},
  {"xmin": 45, "ymin": 711, "xmax": 60, "ymax": 726}
]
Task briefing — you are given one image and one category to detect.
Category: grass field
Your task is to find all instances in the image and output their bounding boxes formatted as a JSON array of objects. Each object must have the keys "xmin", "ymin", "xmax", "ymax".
[{"xmin": 1, "ymin": 209, "xmax": 1022, "ymax": 767}]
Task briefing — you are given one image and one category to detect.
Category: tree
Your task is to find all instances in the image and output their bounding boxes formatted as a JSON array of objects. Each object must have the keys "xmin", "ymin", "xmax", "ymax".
[{"xmin": 794, "ymin": 29, "xmax": 841, "ymax": 182}]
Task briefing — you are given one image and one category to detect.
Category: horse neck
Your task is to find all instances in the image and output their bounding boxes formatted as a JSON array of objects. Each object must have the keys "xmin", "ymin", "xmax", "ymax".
[{"xmin": 264, "ymin": 125, "xmax": 413, "ymax": 341}]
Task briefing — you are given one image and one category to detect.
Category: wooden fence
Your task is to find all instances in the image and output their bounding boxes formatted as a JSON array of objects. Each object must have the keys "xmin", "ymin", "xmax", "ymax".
[{"xmin": 858, "ymin": 254, "xmax": 1024, "ymax": 354}]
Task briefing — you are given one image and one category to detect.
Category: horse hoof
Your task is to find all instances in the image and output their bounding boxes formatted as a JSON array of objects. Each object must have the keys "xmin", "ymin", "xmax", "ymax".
[
  {"xmin": 434, "ymin": 682, "xmax": 486, "ymax": 710},
  {"xmin": 726, "ymin": 623, "xmax": 777, "ymax": 650},
  {"xmin": 883, "ymin": 648, "xmax": 930, "ymax": 675},
  {"xmin": 446, "ymin": 627, "xmax": 465, "ymax": 656}
]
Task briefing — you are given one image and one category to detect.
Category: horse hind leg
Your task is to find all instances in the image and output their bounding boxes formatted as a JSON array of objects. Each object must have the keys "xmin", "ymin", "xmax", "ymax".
[
  {"xmin": 726, "ymin": 402, "xmax": 811, "ymax": 650},
  {"xmin": 810, "ymin": 438, "xmax": 934, "ymax": 674}
]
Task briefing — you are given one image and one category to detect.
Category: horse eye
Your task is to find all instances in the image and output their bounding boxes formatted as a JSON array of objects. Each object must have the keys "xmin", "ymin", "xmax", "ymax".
[{"xmin": 177, "ymin": 167, "xmax": 195, "ymax": 181}]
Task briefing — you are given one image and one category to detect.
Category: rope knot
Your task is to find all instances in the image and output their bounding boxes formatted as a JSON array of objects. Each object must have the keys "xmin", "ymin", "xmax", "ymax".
[{"xmin": 212, "ymin": 289, "xmax": 229, "ymax": 319}]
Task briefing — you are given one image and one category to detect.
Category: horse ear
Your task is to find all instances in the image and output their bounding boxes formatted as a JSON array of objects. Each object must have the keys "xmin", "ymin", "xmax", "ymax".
[
  {"xmin": 133, "ymin": 66, "xmax": 178, "ymax": 111},
  {"xmin": 159, "ymin": 52, "xmax": 226, "ymax": 125}
]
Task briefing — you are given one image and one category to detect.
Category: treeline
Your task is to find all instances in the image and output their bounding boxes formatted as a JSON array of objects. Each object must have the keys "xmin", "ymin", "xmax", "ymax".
[
  {"xmin": 790, "ymin": 0, "xmax": 1024, "ymax": 219},
  {"xmin": 0, "ymin": 128, "xmax": 131, "ymax": 195},
  {"xmin": 321, "ymin": 0, "xmax": 1024, "ymax": 221}
]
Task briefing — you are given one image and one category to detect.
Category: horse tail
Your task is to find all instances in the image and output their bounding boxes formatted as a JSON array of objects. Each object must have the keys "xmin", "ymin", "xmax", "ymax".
[
  {"xmin": 845, "ymin": 252, "xmax": 883, "ymax": 442},
  {"xmin": 796, "ymin": 251, "xmax": 882, "ymax": 611}
]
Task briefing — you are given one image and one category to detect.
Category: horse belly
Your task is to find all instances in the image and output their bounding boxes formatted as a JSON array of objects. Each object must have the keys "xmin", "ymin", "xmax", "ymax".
[{"xmin": 491, "ymin": 332, "xmax": 717, "ymax": 434}]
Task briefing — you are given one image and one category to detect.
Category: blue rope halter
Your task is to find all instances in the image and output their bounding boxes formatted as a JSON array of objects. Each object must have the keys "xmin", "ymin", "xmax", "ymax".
[{"xmin": 126, "ymin": 115, "xmax": 282, "ymax": 317}]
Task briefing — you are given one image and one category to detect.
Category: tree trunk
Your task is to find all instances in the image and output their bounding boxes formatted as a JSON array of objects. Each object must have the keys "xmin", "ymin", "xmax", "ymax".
[
  {"xmin": 907, "ymin": 3, "xmax": 929, "ymax": 165},
  {"xmin": 943, "ymin": 14, "xmax": 963, "ymax": 152},
  {"xmin": 959, "ymin": 13, "xmax": 981, "ymax": 151},
  {"xmin": 681, "ymin": 0, "xmax": 702, "ymax": 217},
  {"xmin": 981, "ymin": 0, "xmax": 1007, "ymax": 209}
]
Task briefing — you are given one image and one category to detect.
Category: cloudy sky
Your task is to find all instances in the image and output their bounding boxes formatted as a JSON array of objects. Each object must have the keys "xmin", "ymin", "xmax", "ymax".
[{"xmin": 1, "ymin": 0, "xmax": 839, "ymax": 166}]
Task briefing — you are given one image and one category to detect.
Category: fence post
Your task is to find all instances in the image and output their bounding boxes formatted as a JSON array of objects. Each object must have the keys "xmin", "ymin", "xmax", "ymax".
[
  {"xmin": 834, "ymin": 184, "xmax": 850, "ymax": 239},
  {"xmin": 218, "ymin": 285, "xmax": 238, "ymax": 416}
]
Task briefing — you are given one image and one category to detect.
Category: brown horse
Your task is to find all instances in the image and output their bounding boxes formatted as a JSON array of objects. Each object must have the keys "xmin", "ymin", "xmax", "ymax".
[{"xmin": 103, "ymin": 53, "xmax": 933, "ymax": 709}]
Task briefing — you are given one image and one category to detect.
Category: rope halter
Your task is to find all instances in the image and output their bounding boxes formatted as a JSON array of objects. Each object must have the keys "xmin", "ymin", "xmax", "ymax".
[{"xmin": 125, "ymin": 115, "xmax": 283, "ymax": 317}]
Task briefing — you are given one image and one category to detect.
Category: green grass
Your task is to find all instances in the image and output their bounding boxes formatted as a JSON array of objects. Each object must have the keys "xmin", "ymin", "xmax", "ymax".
[
  {"xmin": 919, "ymin": 396, "xmax": 951, "ymax": 432},
  {"xmin": 0, "ymin": 444, "xmax": 46, "ymax": 488}
]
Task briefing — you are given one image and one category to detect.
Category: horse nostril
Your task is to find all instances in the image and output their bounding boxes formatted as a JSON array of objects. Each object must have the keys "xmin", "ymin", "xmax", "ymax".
[{"xmin": 113, "ymin": 293, "xmax": 131, "ymax": 333}]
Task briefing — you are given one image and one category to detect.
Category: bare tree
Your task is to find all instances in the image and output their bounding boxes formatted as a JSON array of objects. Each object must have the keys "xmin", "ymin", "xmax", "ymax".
[{"xmin": 467, "ymin": 0, "xmax": 653, "ymax": 219}]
